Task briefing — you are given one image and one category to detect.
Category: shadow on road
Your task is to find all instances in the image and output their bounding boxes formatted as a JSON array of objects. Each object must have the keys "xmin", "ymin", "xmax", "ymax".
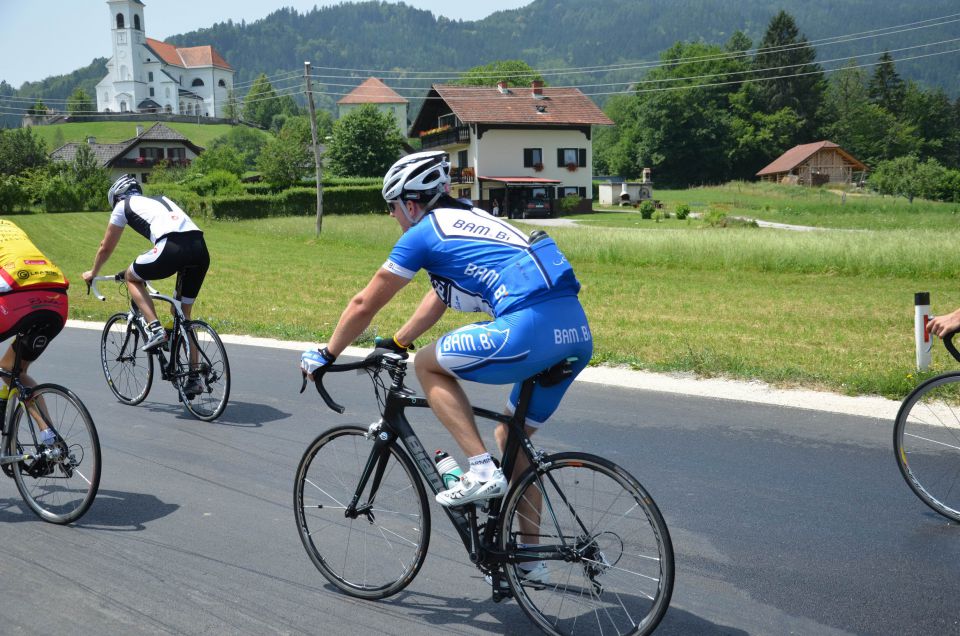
[
  {"xmin": 137, "ymin": 400, "xmax": 291, "ymax": 427},
  {"xmin": 0, "ymin": 487, "xmax": 178, "ymax": 530}
]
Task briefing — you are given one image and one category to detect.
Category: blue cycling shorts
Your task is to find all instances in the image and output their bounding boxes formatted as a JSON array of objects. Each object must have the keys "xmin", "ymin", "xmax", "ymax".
[{"xmin": 435, "ymin": 295, "xmax": 592, "ymax": 426}]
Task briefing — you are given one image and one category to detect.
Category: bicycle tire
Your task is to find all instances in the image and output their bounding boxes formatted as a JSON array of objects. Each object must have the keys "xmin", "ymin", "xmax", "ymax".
[
  {"xmin": 294, "ymin": 425, "xmax": 431, "ymax": 599},
  {"xmin": 100, "ymin": 312, "xmax": 153, "ymax": 405},
  {"xmin": 8, "ymin": 384, "xmax": 101, "ymax": 524},
  {"xmin": 175, "ymin": 320, "xmax": 230, "ymax": 422},
  {"xmin": 499, "ymin": 452, "xmax": 674, "ymax": 636},
  {"xmin": 894, "ymin": 371, "xmax": 960, "ymax": 522}
]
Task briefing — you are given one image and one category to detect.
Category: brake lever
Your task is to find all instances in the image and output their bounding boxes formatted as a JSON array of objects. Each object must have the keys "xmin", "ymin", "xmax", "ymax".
[{"xmin": 299, "ymin": 372, "xmax": 308, "ymax": 394}]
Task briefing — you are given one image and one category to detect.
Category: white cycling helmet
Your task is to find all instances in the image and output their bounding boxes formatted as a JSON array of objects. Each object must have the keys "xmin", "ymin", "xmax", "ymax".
[
  {"xmin": 382, "ymin": 151, "xmax": 450, "ymax": 225},
  {"xmin": 107, "ymin": 173, "xmax": 142, "ymax": 208}
]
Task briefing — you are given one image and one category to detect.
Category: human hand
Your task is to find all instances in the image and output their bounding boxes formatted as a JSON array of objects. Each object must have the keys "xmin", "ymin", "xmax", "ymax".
[
  {"xmin": 300, "ymin": 347, "xmax": 336, "ymax": 377},
  {"xmin": 927, "ymin": 309, "xmax": 960, "ymax": 338},
  {"xmin": 82, "ymin": 270, "xmax": 95, "ymax": 284},
  {"xmin": 374, "ymin": 335, "xmax": 414, "ymax": 357}
]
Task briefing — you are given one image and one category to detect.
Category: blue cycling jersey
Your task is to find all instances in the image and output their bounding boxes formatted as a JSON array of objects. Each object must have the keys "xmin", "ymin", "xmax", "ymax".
[{"xmin": 383, "ymin": 207, "xmax": 580, "ymax": 317}]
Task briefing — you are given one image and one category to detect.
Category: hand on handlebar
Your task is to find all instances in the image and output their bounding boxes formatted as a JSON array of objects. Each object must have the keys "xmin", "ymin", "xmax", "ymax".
[
  {"xmin": 373, "ymin": 335, "xmax": 414, "ymax": 358},
  {"xmin": 300, "ymin": 347, "xmax": 336, "ymax": 378},
  {"xmin": 927, "ymin": 309, "xmax": 960, "ymax": 339}
]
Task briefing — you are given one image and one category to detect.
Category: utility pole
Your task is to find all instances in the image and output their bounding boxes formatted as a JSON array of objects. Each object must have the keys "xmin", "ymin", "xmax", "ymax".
[{"xmin": 304, "ymin": 61, "xmax": 324, "ymax": 235}]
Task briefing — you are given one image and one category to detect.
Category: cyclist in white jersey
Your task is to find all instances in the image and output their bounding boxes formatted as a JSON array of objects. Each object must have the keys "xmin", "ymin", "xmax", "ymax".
[
  {"xmin": 301, "ymin": 152, "xmax": 592, "ymax": 523},
  {"xmin": 82, "ymin": 175, "xmax": 210, "ymax": 363}
]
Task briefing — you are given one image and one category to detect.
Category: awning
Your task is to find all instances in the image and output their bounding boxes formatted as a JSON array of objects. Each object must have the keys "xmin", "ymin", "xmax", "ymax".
[{"xmin": 479, "ymin": 176, "xmax": 562, "ymax": 184}]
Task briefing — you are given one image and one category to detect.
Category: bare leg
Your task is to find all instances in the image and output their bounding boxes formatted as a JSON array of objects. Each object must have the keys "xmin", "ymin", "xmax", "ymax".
[
  {"xmin": 125, "ymin": 267, "xmax": 158, "ymax": 323},
  {"xmin": 180, "ymin": 301, "xmax": 199, "ymax": 368},
  {"xmin": 496, "ymin": 421, "xmax": 542, "ymax": 545},
  {"xmin": 414, "ymin": 343, "xmax": 487, "ymax": 457},
  {"xmin": 0, "ymin": 345, "xmax": 50, "ymax": 434}
]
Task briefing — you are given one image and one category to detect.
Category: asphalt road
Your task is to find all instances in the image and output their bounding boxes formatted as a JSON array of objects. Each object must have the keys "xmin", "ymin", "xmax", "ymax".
[{"xmin": 1, "ymin": 327, "xmax": 958, "ymax": 635}]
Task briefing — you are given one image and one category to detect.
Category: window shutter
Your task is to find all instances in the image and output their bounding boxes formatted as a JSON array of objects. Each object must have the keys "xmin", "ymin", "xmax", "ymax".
[
  {"xmin": 578, "ymin": 149, "xmax": 587, "ymax": 167},
  {"xmin": 557, "ymin": 148, "xmax": 564, "ymax": 167},
  {"xmin": 524, "ymin": 148, "xmax": 533, "ymax": 167}
]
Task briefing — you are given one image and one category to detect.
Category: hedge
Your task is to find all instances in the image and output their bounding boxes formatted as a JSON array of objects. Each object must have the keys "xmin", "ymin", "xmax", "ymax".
[{"xmin": 209, "ymin": 185, "xmax": 383, "ymax": 220}]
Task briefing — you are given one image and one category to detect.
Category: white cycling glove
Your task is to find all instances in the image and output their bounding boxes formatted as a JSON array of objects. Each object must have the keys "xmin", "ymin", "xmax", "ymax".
[{"xmin": 300, "ymin": 347, "xmax": 336, "ymax": 375}]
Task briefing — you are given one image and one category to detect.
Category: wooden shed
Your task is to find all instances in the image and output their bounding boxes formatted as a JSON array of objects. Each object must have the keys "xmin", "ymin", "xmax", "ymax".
[{"xmin": 756, "ymin": 141, "xmax": 866, "ymax": 186}]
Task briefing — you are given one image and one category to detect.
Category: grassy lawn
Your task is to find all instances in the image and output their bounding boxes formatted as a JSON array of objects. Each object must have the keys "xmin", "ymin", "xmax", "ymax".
[
  {"xmin": 11, "ymin": 204, "xmax": 959, "ymax": 401},
  {"xmin": 31, "ymin": 121, "xmax": 264, "ymax": 150}
]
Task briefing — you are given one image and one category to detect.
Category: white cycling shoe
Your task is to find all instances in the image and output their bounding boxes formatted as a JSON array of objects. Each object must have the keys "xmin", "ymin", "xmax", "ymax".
[
  {"xmin": 486, "ymin": 562, "xmax": 551, "ymax": 590},
  {"xmin": 435, "ymin": 469, "xmax": 507, "ymax": 507}
]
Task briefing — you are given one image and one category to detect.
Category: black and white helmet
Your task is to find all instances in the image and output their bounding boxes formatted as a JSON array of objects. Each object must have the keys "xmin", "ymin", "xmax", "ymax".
[
  {"xmin": 107, "ymin": 174, "xmax": 142, "ymax": 208},
  {"xmin": 382, "ymin": 151, "xmax": 450, "ymax": 205}
]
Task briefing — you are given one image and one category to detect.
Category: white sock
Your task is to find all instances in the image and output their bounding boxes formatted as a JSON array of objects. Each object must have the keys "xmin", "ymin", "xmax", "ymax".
[{"xmin": 468, "ymin": 453, "xmax": 495, "ymax": 481}]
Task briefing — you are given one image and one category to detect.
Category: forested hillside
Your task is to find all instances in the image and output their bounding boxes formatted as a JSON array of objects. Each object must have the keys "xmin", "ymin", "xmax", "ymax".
[{"xmin": 2, "ymin": 0, "xmax": 957, "ymax": 131}]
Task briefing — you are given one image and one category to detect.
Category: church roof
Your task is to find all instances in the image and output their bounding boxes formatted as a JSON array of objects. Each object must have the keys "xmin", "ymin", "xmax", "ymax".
[
  {"xmin": 145, "ymin": 38, "xmax": 232, "ymax": 71},
  {"xmin": 338, "ymin": 77, "xmax": 408, "ymax": 105}
]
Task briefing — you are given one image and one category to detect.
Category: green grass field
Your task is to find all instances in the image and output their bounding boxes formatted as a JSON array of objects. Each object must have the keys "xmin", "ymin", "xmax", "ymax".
[
  {"xmin": 31, "ymin": 121, "xmax": 265, "ymax": 151},
  {"xmin": 9, "ymin": 186, "xmax": 959, "ymax": 400}
]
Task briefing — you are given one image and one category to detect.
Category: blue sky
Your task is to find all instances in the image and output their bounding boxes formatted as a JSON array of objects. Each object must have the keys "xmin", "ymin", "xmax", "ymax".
[{"xmin": 0, "ymin": 1, "xmax": 531, "ymax": 88}]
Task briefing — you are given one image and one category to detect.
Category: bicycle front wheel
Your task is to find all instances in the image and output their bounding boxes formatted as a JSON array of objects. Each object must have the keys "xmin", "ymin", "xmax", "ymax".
[
  {"xmin": 101, "ymin": 312, "xmax": 153, "ymax": 405},
  {"xmin": 294, "ymin": 425, "xmax": 431, "ymax": 599},
  {"xmin": 9, "ymin": 384, "xmax": 101, "ymax": 524},
  {"xmin": 176, "ymin": 320, "xmax": 230, "ymax": 421},
  {"xmin": 499, "ymin": 453, "xmax": 674, "ymax": 636},
  {"xmin": 895, "ymin": 371, "xmax": 960, "ymax": 522}
]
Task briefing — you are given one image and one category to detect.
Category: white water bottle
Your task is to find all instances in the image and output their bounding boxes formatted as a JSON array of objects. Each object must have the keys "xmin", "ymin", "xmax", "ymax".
[{"xmin": 434, "ymin": 450, "xmax": 463, "ymax": 489}]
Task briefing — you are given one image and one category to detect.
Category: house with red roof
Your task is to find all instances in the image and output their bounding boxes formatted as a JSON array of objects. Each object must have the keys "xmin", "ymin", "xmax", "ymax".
[
  {"xmin": 409, "ymin": 81, "xmax": 613, "ymax": 216},
  {"xmin": 96, "ymin": 0, "xmax": 234, "ymax": 118},
  {"xmin": 756, "ymin": 141, "xmax": 867, "ymax": 186},
  {"xmin": 337, "ymin": 77, "xmax": 409, "ymax": 134}
]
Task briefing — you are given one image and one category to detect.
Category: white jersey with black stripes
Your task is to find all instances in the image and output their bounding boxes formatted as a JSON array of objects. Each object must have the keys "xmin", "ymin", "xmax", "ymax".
[{"xmin": 109, "ymin": 195, "xmax": 200, "ymax": 244}]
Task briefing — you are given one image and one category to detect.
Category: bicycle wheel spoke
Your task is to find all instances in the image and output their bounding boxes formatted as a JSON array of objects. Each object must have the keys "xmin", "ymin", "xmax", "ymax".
[
  {"xmin": 177, "ymin": 321, "xmax": 230, "ymax": 421},
  {"xmin": 896, "ymin": 373, "xmax": 960, "ymax": 521},
  {"xmin": 101, "ymin": 314, "xmax": 153, "ymax": 405},
  {"xmin": 11, "ymin": 385, "xmax": 101, "ymax": 525},
  {"xmin": 294, "ymin": 426, "xmax": 430, "ymax": 599},
  {"xmin": 502, "ymin": 454, "xmax": 673, "ymax": 636}
]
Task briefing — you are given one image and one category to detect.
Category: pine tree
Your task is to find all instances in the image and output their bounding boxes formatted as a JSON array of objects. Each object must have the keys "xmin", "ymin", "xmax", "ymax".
[
  {"xmin": 752, "ymin": 10, "xmax": 824, "ymax": 138},
  {"xmin": 867, "ymin": 51, "xmax": 906, "ymax": 116}
]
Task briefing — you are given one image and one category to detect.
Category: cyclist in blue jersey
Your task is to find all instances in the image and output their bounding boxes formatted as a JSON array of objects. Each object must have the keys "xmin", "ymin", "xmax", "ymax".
[{"xmin": 301, "ymin": 151, "xmax": 592, "ymax": 516}]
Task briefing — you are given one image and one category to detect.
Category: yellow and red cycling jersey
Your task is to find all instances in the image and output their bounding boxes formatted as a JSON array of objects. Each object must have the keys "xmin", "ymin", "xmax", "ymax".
[{"xmin": 0, "ymin": 219, "xmax": 69, "ymax": 294}]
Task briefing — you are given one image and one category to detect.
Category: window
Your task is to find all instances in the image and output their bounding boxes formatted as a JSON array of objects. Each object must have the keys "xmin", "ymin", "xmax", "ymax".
[
  {"xmin": 218, "ymin": 79, "xmax": 226, "ymax": 88},
  {"xmin": 139, "ymin": 147, "xmax": 164, "ymax": 160},
  {"xmin": 116, "ymin": 13, "xmax": 124, "ymax": 29},
  {"xmin": 167, "ymin": 148, "xmax": 186, "ymax": 161},
  {"xmin": 148, "ymin": 72, "xmax": 154, "ymax": 82},
  {"xmin": 458, "ymin": 188, "xmax": 471, "ymax": 199},
  {"xmin": 438, "ymin": 113, "xmax": 457, "ymax": 128},
  {"xmin": 191, "ymin": 78, "xmax": 204, "ymax": 87},
  {"xmin": 559, "ymin": 186, "xmax": 587, "ymax": 198},
  {"xmin": 149, "ymin": 88, "xmax": 154, "ymax": 97},
  {"xmin": 523, "ymin": 148, "xmax": 543, "ymax": 168},
  {"xmin": 557, "ymin": 148, "xmax": 587, "ymax": 168},
  {"xmin": 457, "ymin": 150, "xmax": 468, "ymax": 168},
  {"xmin": 133, "ymin": 15, "xmax": 141, "ymax": 30}
]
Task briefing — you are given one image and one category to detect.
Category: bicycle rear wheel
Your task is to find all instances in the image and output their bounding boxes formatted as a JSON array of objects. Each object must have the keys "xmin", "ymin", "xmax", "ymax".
[
  {"xmin": 499, "ymin": 453, "xmax": 674, "ymax": 636},
  {"xmin": 294, "ymin": 425, "xmax": 430, "ymax": 599},
  {"xmin": 101, "ymin": 312, "xmax": 153, "ymax": 405},
  {"xmin": 895, "ymin": 371, "xmax": 960, "ymax": 522},
  {"xmin": 176, "ymin": 320, "xmax": 230, "ymax": 421},
  {"xmin": 8, "ymin": 384, "xmax": 101, "ymax": 524}
]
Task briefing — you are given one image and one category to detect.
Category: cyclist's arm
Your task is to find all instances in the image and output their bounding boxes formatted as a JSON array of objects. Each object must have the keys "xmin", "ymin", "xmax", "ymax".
[
  {"xmin": 326, "ymin": 268, "xmax": 409, "ymax": 357},
  {"xmin": 82, "ymin": 223, "xmax": 124, "ymax": 282},
  {"xmin": 395, "ymin": 290, "xmax": 446, "ymax": 347},
  {"xmin": 928, "ymin": 308, "xmax": 960, "ymax": 338}
]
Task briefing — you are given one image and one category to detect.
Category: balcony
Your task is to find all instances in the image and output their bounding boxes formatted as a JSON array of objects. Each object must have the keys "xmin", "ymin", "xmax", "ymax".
[
  {"xmin": 451, "ymin": 166, "xmax": 475, "ymax": 184},
  {"xmin": 114, "ymin": 157, "xmax": 191, "ymax": 169},
  {"xmin": 420, "ymin": 124, "xmax": 470, "ymax": 149}
]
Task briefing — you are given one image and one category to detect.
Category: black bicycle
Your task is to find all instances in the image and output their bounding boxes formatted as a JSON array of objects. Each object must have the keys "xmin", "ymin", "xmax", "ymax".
[
  {"xmin": 0, "ymin": 332, "xmax": 101, "ymax": 524},
  {"xmin": 895, "ymin": 332, "xmax": 960, "ymax": 522},
  {"xmin": 294, "ymin": 349, "xmax": 674, "ymax": 635},
  {"xmin": 90, "ymin": 272, "xmax": 230, "ymax": 421}
]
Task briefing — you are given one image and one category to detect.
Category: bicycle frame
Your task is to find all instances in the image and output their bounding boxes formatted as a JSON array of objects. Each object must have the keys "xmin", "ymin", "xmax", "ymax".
[
  {"xmin": 323, "ymin": 355, "xmax": 584, "ymax": 574},
  {"xmin": 0, "ymin": 336, "xmax": 56, "ymax": 467}
]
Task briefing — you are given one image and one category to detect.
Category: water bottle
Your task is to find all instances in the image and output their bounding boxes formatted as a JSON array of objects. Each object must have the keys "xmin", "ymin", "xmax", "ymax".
[
  {"xmin": 0, "ymin": 383, "xmax": 8, "ymax": 423},
  {"xmin": 434, "ymin": 450, "xmax": 463, "ymax": 489}
]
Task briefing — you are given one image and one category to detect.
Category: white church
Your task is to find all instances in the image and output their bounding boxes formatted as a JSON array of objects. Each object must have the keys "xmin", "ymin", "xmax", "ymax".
[{"xmin": 96, "ymin": 0, "xmax": 234, "ymax": 118}]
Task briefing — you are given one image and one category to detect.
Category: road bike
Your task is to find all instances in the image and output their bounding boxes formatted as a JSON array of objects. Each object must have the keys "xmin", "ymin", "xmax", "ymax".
[
  {"xmin": 0, "ymin": 331, "xmax": 101, "ymax": 524},
  {"xmin": 894, "ymin": 332, "xmax": 960, "ymax": 522},
  {"xmin": 294, "ymin": 349, "xmax": 674, "ymax": 635},
  {"xmin": 90, "ymin": 272, "xmax": 230, "ymax": 422}
]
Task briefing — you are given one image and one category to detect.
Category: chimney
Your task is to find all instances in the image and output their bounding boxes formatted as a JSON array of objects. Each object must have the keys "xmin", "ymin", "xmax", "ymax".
[
  {"xmin": 497, "ymin": 80, "xmax": 509, "ymax": 94},
  {"xmin": 136, "ymin": 125, "xmax": 144, "ymax": 136},
  {"xmin": 86, "ymin": 136, "xmax": 96, "ymax": 145},
  {"xmin": 642, "ymin": 167, "xmax": 652, "ymax": 183},
  {"xmin": 531, "ymin": 80, "xmax": 544, "ymax": 99}
]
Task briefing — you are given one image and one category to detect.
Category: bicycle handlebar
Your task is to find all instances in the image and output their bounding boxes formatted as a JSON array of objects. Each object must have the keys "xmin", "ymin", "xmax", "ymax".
[
  {"xmin": 944, "ymin": 332, "xmax": 960, "ymax": 364},
  {"xmin": 87, "ymin": 271, "xmax": 159, "ymax": 301},
  {"xmin": 299, "ymin": 349, "xmax": 405, "ymax": 414}
]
